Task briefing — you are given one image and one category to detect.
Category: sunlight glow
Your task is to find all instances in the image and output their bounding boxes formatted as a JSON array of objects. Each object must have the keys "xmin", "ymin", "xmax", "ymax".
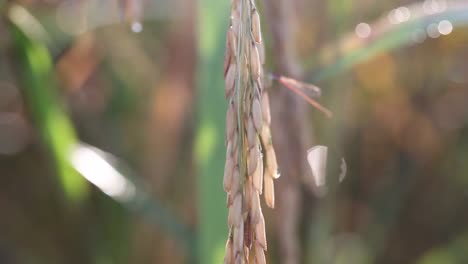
[
  {"xmin": 427, "ymin": 23, "xmax": 441, "ymax": 38},
  {"xmin": 423, "ymin": 0, "xmax": 447, "ymax": 14},
  {"xmin": 438, "ymin": 20, "xmax": 453, "ymax": 35},
  {"xmin": 8, "ymin": 4, "xmax": 49, "ymax": 42},
  {"xmin": 388, "ymin": 7, "xmax": 411, "ymax": 24},
  {"xmin": 307, "ymin": 146, "xmax": 346, "ymax": 190},
  {"xmin": 71, "ymin": 144, "xmax": 136, "ymax": 202},
  {"xmin": 131, "ymin": 22, "xmax": 143, "ymax": 33},
  {"xmin": 396, "ymin": 7, "xmax": 411, "ymax": 22},
  {"xmin": 355, "ymin": 23, "xmax": 372, "ymax": 38}
]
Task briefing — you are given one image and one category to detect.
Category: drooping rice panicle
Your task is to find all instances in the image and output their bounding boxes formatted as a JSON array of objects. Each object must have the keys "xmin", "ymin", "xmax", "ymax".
[{"xmin": 223, "ymin": 0, "xmax": 278, "ymax": 263}]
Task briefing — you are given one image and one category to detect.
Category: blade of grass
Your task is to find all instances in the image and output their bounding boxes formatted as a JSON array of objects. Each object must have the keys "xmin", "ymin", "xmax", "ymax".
[
  {"xmin": 8, "ymin": 6, "xmax": 89, "ymax": 203},
  {"xmin": 70, "ymin": 143, "xmax": 195, "ymax": 257},
  {"xmin": 9, "ymin": 6, "xmax": 195, "ymax": 257},
  {"xmin": 196, "ymin": 0, "xmax": 230, "ymax": 263},
  {"xmin": 309, "ymin": 2, "xmax": 468, "ymax": 82}
]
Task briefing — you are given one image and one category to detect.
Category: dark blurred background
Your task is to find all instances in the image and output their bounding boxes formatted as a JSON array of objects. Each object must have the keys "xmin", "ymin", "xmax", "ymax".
[{"xmin": 1, "ymin": 0, "xmax": 468, "ymax": 263}]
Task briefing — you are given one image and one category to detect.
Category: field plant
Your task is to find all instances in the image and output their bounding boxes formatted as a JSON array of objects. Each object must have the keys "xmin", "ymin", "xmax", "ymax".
[
  {"xmin": 3, "ymin": 0, "xmax": 468, "ymax": 263},
  {"xmin": 223, "ymin": 0, "xmax": 278, "ymax": 263}
]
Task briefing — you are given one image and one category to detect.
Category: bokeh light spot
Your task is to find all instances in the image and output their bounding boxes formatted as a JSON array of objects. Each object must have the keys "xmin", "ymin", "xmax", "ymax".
[
  {"xmin": 438, "ymin": 20, "xmax": 453, "ymax": 36},
  {"xmin": 355, "ymin": 23, "xmax": 371, "ymax": 39}
]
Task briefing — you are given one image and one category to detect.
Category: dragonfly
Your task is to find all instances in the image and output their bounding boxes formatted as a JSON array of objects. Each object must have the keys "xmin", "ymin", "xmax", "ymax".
[
  {"xmin": 269, "ymin": 73, "xmax": 333, "ymax": 118},
  {"xmin": 268, "ymin": 74, "xmax": 345, "ymax": 194}
]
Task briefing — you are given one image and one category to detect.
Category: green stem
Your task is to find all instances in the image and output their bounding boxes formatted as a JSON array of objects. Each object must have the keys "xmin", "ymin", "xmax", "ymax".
[
  {"xmin": 8, "ymin": 10, "xmax": 88, "ymax": 203},
  {"xmin": 195, "ymin": 0, "xmax": 230, "ymax": 263}
]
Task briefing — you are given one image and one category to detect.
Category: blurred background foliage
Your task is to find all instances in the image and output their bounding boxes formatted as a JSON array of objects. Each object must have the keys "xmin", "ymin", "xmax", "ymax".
[{"xmin": 1, "ymin": 0, "xmax": 468, "ymax": 263}]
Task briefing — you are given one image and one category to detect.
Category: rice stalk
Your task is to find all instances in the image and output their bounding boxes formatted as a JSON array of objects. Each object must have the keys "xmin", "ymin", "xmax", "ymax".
[{"xmin": 223, "ymin": 0, "xmax": 278, "ymax": 263}]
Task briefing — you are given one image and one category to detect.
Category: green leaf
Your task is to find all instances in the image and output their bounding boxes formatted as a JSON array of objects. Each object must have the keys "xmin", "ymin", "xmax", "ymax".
[
  {"xmin": 196, "ymin": 0, "xmax": 230, "ymax": 263},
  {"xmin": 9, "ymin": 15, "xmax": 88, "ymax": 202}
]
